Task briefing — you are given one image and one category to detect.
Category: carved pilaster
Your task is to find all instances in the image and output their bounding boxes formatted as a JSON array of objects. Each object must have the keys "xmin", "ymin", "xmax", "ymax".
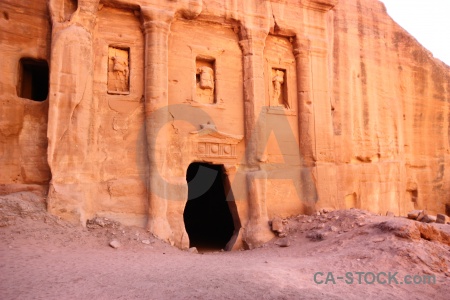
[
  {"xmin": 140, "ymin": 7, "xmax": 174, "ymax": 114},
  {"xmin": 139, "ymin": 6, "xmax": 175, "ymax": 242},
  {"xmin": 238, "ymin": 27, "xmax": 275, "ymax": 248},
  {"xmin": 293, "ymin": 6, "xmax": 338, "ymax": 211},
  {"xmin": 238, "ymin": 28, "xmax": 269, "ymax": 167},
  {"xmin": 139, "ymin": 3, "xmax": 202, "ymax": 245},
  {"xmin": 293, "ymin": 37, "xmax": 316, "ymax": 167}
]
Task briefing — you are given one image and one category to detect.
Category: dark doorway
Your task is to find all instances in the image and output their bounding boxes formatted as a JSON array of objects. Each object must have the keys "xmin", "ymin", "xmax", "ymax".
[{"xmin": 184, "ymin": 163, "xmax": 234, "ymax": 252}]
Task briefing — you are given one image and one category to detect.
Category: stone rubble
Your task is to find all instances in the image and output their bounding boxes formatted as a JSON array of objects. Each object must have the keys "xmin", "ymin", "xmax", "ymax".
[{"xmin": 406, "ymin": 210, "xmax": 449, "ymax": 225}]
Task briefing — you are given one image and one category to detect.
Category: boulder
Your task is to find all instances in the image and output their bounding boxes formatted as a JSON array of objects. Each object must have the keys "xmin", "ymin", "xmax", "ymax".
[
  {"xmin": 421, "ymin": 215, "xmax": 436, "ymax": 223},
  {"xmin": 436, "ymin": 214, "xmax": 447, "ymax": 224},
  {"xmin": 407, "ymin": 210, "xmax": 421, "ymax": 220},
  {"xmin": 417, "ymin": 210, "xmax": 427, "ymax": 222}
]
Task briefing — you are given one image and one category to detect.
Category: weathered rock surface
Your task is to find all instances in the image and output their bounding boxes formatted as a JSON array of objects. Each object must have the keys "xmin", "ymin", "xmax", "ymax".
[
  {"xmin": 0, "ymin": 0, "xmax": 51, "ymax": 189},
  {"xmin": 0, "ymin": 0, "xmax": 449, "ymax": 250}
]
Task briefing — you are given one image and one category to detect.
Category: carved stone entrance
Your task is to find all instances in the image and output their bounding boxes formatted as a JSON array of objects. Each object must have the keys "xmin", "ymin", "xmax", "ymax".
[{"xmin": 183, "ymin": 163, "xmax": 234, "ymax": 252}]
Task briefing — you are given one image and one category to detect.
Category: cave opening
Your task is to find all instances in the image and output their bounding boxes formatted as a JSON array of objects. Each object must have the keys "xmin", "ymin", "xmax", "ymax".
[{"xmin": 183, "ymin": 163, "xmax": 235, "ymax": 252}]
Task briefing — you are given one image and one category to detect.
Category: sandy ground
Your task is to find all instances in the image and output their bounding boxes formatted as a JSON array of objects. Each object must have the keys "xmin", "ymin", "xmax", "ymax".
[{"xmin": 1, "ymin": 192, "xmax": 449, "ymax": 299}]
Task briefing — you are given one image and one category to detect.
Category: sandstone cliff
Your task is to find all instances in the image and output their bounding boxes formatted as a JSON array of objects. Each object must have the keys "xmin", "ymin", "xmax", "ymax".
[
  {"xmin": 329, "ymin": 0, "xmax": 450, "ymax": 216},
  {"xmin": 0, "ymin": 0, "xmax": 448, "ymax": 249}
]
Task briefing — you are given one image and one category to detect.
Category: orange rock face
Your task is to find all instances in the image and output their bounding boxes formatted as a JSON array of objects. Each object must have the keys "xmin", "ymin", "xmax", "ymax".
[
  {"xmin": 330, "ymin": 0, "xmax": 450, "ymax": 218},
  {"xmin": 0, "ymin": 0, "xmax": 448, "ymax": 250}
]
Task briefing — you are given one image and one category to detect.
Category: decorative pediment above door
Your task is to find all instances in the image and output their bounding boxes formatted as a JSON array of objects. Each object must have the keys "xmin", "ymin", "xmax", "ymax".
[{"xmin": 190, "ymin": 122, "xmax": 243, "ymax": 159}]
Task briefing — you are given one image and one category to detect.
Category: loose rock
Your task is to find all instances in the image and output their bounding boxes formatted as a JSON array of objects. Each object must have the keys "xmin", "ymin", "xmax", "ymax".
[
  {"xmin": 417, "ymin": 210, "xmax": 427, "ymax": 222},
  {"xmin": 109, "ymin": 240, "xmax": 121, "ymax": 249},
  {"xmin": 271, "ymin": 217, "xmax": 284, "ymax": 233},
  {"xmin": 270, "ymin": 217, "xmax": 288, "ymax": 237},
  {"xmin": 407, "ymin": 210, "xmax": 421, "ymax": 220},
  {"xmin": 188, "ymin": 247, "xmax": 198, "ymax": 254},
  {"xmin": 275, "ymin": 238, "xmax": 290, "ymax": 247},
  {"xmin": 436, "ymin": 214, "xmax": 447, "ymax": 224},
  {"xmin": 421, "ymin": 215, "xmax": 436, "ymax": 223},
  {"xmin": 306, "ymin": 231, "xmax": 326, "ymax": 241}
]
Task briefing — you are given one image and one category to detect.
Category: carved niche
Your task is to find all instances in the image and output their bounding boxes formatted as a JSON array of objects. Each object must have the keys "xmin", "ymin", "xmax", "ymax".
[
  {"xmin": 108, "ymin": 46, "xmax": 130, "ymax": 95},
  {"xmin": 271, "ymin": 68, "xmax": 288, "ymax": 108},
  {"xmin": 190, "ymin": 122, "xmax": 243, "ymax": 160},
  {"xmin": 264, "ymin": 35, "xmax": 297, "ymax": 115},
  {"xmin": 195, "ymin": 57, "xmax": 216, "ymax": 104}
]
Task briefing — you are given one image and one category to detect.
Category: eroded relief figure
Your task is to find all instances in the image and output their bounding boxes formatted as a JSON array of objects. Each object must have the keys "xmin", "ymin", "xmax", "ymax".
[
  {"xmin": 112, "ymin": 56, "xmax": 129, "ymax": 79},
  {"xmin": 198, "ymin": 66, "xmax": 214, "ymax": 89},
  {"xmin": 196, "ymin": 66, "xmax": 215, "ymax": 103},
  {"xmin": 108, "ymin": 48, "xmax": 130, "ymax": 94},
  {"xmin": 272, "ymin": 69, "xmax": 284, "ymax": 105}
]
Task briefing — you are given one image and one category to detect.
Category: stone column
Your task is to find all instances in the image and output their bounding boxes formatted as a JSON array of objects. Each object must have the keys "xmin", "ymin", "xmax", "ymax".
[
  {"xmin": 294, "ymin": 38, "xmax": 316, "ymax": 168},
  {"xmin": 294, "ymin": 4, "xmax": 338, "ymax": 211},
  {"xmin": 139, "ymin": 1, "xmax": 202, "ymax": 248},
  {"xmin": 239, "ymin": 28, "xmax": 275, "ymax": 248},
  {"xmin": 239, "ymin": 28, "xmax": 268, "ymax": 166},
  {"xmin": 140, "ymin": 7, "xmax": 175, "ymax": 242}
]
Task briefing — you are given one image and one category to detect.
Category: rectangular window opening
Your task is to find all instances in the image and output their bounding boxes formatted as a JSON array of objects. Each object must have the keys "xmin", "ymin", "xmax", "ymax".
[{"xmin": 18, "ymin": 58, "xmax": 49, "ymax": 102}]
